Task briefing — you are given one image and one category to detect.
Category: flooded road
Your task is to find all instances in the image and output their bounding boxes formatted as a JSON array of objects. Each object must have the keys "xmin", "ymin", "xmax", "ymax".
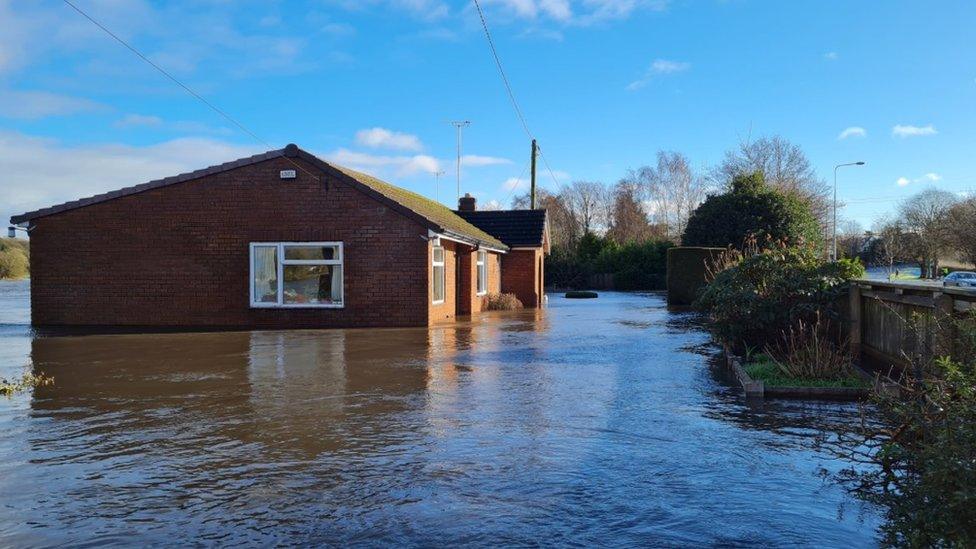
[{"xmin": 0, "ymin": 280, "xmax": 880, "ymax": 546}]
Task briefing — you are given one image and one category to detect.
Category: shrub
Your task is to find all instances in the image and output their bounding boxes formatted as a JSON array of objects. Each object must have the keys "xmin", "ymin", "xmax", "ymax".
[
  {"xmin": 546, "ymin": 233, "xmax": 672, "ymax": 290},
  {"xmin": 0, "ymin": 238, "xmax": 30, "ymax": 280},
  {"xmin": 694, "ymin": 246, "xmax": 864, "ymax": 351},
  {"xmin": 764, "ymin": 313, "xmax": 855, "ymax": 381},
  {"xmin": 565, "ymin": 290, "xmax": 598, "ymax": 299},
  {"xmin": 816, "ymin": 311, "xmax": 976, "ymax": 546},
  {"xmin": 482, "ymin": 293, "xmax": 523, "ymax": 311},
  {"xmin": 682, "ymin": 171, "xmax": 822, "ymax": 249}
]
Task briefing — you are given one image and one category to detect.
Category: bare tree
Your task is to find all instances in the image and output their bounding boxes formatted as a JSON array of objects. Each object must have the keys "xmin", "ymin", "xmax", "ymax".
[
  {"xmin": 561, "ymin": 180, "xmax": 610, "ymax": 236},
  {"xmin": 947, "ymin": 197, "xmax": 976, "ymax": 267},
  {"xmin": 899, "ymin": 189, "xmax": 958, "ymax": 278},
  {"xmin": 512, "ymin": 188, "xmax": 576, "ymax": 250},
  {"xmin": 630, "ymin": 151, "xmax": 705, "ymax": 242},
  {"xmin": 837, "ymin": 219, "xmax": 866, "ymax": 259},
  {"xmin": 871, "ymin": 217, "xmax": 911, "ymax": 277},
  {"xmin": 714, "ymin": 135, "xmax": 830, "ymax": 224}
]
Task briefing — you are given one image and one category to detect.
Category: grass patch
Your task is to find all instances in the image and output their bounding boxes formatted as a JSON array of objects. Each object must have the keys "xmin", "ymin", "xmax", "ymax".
[{"xmin": 745, "ymin": 357, "xmax": 868, "ymax": 388}]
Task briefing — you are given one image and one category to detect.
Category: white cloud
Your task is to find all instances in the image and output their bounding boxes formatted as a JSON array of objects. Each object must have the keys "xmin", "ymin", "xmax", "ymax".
[
  {"xmin": 896, "ymin": 172, "xmax": 942, "ymax": 187},
  {"xmin": 838, "ymin": 126, "xmax": 866, "ymax": 140},
  {"xmin": 322, "ymin": 22, "xmax": 356, "ymax": 36},
  {"xmin": 0, "ymin": 90, "xmax": 103, "ymax": 119},
  {"xmin": 824, "ymin": 51, "xmax": 838, "ymax": 60},
  {"xmin": 326, "ymin": 0, "xmax": 449, "ymax": 20},
  {"xmin": 324, "ymin": 148, "xmax": 510, "ymax": 180},
  {"xmin": 482, "ymin": 199, "xmax": 503, "ymax": 210},
  {"xmin": 484, "ymin": 0, "xmax": 571, "ymax": 20},
  {"xmin": 354, "ymin": 127, "xmax": 424, "ymax": 152},
  {"xmin": 1, "ymin": 131, "xmax": 260, "ymax": 225},
  {"xmin": 626, "ymin": 58, "xmax": 690, "ymax": 91},
  {"xmin": 892, "ymin": 124, "xmax": 937, "ymax": 138},
  {"xmin": 650, "ymin": 59, "xmax": 690, "ymax": 73},
  {"xmin": 502, "ymin": 176, "xmax": 526, "ymax": 191},
  {"xmin": 475, "ymin": 0, "xmax": 665, "ymax": 25},
  {"xmin": 114, "ymin": 114, "xmax": 232, "ymax": 135},
  {"xmin": 115, "ymin": 114, "xmax": 164, "ymax": 128},
  {"xmin": 326, "ymin": 148, "xmax": 441, "ymax": 177},
  {"xmin": 462, "ymin": 154, "xmax": 513, "ymax": 167}
]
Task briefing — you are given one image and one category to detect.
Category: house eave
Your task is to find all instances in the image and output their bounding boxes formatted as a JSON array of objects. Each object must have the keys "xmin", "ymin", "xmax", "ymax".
[{"xmin": 429, "ymin": 230, "xmax": 508, "ymax": 254}]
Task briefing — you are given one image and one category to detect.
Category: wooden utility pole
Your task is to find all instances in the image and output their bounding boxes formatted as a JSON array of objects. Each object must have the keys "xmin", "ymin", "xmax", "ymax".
[{"xmin": 530, "ymin": 138, "xmax": 537, "ymax": 209}]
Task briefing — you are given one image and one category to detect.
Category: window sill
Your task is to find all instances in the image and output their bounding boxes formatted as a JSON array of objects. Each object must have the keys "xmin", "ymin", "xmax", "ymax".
[
  {"xmin": 251, "ymin": 304, "xmax": 345, "ymax": 309},
  {"xmin": 476, "ymin": 291, "xmax": 488, "ymax": 296},
  {"xmin": 432, "ymin": 300, "xmax": 445, "ymax": 305}
]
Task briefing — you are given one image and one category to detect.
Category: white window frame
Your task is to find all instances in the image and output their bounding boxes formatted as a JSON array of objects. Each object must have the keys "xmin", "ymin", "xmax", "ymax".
[
  {"xmin": 432, "ymin": 245, "xmax": 445, "ymax": 305},
  {"xmin": 476, "ymin": 250, "xmax": 488, "ymax": 296},
  {"xmin": 249, "ymin": 242, "xmax": 344, "ymax": 309}
]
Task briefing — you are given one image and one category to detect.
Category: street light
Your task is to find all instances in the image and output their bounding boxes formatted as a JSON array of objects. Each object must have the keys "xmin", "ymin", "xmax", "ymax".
[{"xmin": 833, "ymin": 161, "xmax": 866, "ymax": 261}]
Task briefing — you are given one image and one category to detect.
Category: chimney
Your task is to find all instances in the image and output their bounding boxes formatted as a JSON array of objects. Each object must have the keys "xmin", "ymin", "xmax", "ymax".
[{"xmin": 459, "ymin": 193, "xmax": 476, "ymax": 212}]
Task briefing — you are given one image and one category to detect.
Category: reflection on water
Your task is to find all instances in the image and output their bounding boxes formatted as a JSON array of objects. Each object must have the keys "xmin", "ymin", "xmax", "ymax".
[{"xmin": 0, "ymin": 285, "xmax": 880, "ymax": 546}]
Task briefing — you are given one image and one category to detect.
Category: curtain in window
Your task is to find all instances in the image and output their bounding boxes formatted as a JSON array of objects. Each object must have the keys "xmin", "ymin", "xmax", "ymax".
[{"xmin": 253, "ymin": 246, "xmax": 278, "ymax": 303}]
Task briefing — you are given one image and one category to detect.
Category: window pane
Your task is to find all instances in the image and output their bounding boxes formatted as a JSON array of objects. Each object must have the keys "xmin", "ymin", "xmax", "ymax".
[
  {"xmin": 433, "ymin": 265, "xmax": 445, "ymax": 302},
  {"xmin": 433, "ymin": 246, "xmax": 444, "ymax": 263},
  {"xmin": 283, "ymin": 265, "xmax": 342, "ymax": 305},
  {"xmin": 253, "ymin": 246, "xmax": 279, "ymax": 303},
  {"xmin": 284, "ymin": 245, "xmax": 338, "ymax": 261}
]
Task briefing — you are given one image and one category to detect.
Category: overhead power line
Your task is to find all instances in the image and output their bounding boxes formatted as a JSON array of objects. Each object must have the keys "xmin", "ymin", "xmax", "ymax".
[
  {"xmin": 471, "ymin": 0, "xmax": 562, "ymax": 190},
  {"xmin": 60, "ymin": 0, "xmax": 319, "ymax": 180}
]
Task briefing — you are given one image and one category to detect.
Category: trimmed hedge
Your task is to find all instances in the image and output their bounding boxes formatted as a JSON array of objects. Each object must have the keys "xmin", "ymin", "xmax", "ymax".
[
  {"xmin": 565, "ymin": 290, "xmax": 598, "ymax": 299},
  {"xmin": 666, "ymin": 247, "xmax": 724, "ymax": 305},
  {"xmin": 547, "ymin": 234, "xmax": 672, "ymax": 291}
]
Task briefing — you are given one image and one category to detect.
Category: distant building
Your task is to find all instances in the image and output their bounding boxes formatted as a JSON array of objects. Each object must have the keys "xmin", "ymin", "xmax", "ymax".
[{"xmin": 10, "ymin": 144, "xmax": 549, "ymax": 329}]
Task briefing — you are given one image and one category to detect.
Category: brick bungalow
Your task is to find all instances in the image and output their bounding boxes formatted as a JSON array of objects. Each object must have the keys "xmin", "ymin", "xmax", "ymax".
[{"xmin": 9, "ymin": 144, "xmax": 549, "ymax": 329}]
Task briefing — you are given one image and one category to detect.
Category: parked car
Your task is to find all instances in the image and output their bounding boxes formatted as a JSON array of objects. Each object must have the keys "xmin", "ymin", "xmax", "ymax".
[{"xmin": 943, "ymin": 271, "xmax": 976, "ymax": 288}]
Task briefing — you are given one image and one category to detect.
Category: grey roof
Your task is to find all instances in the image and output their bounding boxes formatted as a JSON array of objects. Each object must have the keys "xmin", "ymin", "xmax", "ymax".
[
  {"xmin": 455, "ymin": 209, "xmax": 548, "ymax": 248},
  {"xmin": 10, "ymin": 144, "xmax": 508, "ymax": 251}
]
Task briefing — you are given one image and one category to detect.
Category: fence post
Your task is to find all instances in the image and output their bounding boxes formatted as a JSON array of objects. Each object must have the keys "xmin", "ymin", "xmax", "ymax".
[
  {"xmin": 934, "ymin": 292, "xmax": 954, "ymax": 358},
  {"xmin": 849, "ymin": 282, "xmax": 862, "ymax": 364}
]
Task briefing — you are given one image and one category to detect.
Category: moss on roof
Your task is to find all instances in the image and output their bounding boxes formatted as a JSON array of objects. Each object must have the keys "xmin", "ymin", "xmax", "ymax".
[{"xmin": 335, "ymin": 165, "xmax": 507, "ymax": 250}]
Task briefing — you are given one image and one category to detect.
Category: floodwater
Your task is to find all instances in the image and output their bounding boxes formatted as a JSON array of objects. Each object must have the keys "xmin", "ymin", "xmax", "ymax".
[{"xmin": 0, "ymin": 279, "xmax": 881, "ymax": 546}]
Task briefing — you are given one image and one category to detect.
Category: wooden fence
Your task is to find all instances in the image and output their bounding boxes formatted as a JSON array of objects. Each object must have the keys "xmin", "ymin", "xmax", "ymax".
[{"xmin": 850, "ymin": 279, "xmax": 976, "ymax": 370}]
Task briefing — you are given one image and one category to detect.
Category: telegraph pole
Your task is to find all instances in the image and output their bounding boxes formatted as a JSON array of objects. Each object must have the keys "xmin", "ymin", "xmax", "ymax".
[
  {"xmin": 530, "ymin": 139, "xmax": 538, "ymax": 209},
  {"xmin": 451, "ymin": 120, "xmax": 471, "ymax": 201}
]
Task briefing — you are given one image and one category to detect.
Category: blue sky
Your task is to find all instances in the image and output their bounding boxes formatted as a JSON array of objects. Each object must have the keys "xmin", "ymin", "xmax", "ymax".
[{"xmin": 2, "ymin": 0, "xmax": 974, "ymax": 228}]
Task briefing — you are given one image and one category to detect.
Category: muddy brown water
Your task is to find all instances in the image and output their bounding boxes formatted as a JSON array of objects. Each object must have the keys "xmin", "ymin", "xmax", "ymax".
[{"xmin": 0, "ymin": 280, "xmax": 881, "ymax": 546}]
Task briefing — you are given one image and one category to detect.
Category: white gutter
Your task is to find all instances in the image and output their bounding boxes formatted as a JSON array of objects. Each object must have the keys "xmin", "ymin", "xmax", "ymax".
[{"xmin": 428, "ymin": 229, "xmax": 508, "ymax": 254}]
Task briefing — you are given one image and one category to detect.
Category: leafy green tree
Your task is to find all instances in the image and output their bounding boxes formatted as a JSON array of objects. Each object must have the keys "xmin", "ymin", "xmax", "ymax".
[{"xmin": 682, "ymin": 171, "xmax": 822, "ymax": 249}]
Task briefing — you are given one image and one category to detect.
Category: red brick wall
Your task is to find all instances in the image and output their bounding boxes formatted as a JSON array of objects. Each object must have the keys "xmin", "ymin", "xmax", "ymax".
[
  {"xmin": 502, "ymin": 248, "xmax": 544, "ymax": 308},
  {"xmin": 428, "ymin": 240, "xmax": 458, "ymax": 324},
  {"xmin": 457, "ymin": 247, "xmax": 502, "ymax": 315},
  {"xmin": 28, "ymin": 156, "xmax": 433, "ymax": 328}
]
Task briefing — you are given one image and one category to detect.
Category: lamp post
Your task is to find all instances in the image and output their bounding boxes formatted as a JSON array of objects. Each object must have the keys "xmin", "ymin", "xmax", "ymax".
[{"xmin": 833, "ymin": 161, "xmax": 865, "ymax": 261}]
